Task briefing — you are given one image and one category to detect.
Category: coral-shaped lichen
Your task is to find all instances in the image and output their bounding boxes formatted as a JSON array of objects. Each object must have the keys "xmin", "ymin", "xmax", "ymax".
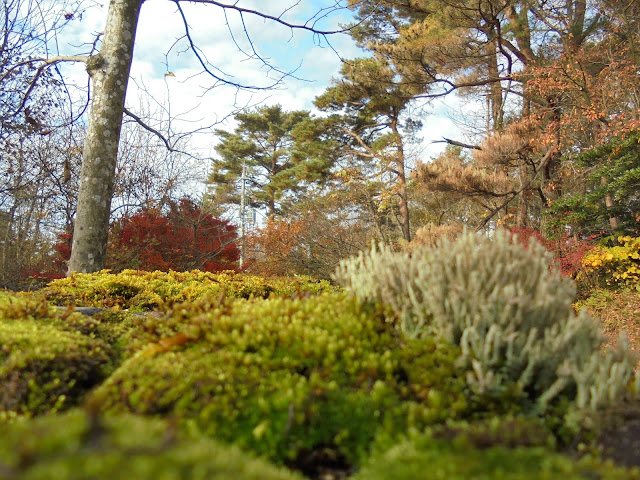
[{"xmin": 334, "ymin": 230, "xmax": 638, "ymax": 413}]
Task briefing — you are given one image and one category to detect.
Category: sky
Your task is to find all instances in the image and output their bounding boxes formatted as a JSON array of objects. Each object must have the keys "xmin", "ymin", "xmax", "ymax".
[{"xmin": 55, "ymin": 0, "xmax": 462, "ymax": 186}]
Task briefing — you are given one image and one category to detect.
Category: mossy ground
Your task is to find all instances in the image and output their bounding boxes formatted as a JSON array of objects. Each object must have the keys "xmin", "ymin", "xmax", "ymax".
[
  {"xmin": 353, "ymin": 434, "xmax": 639, "ymax": 480},
  {"xmin": 0, "ymin": 293, "xmax": 117, "ymax": 418},
  {"xmin": 1, "ymin": 270, "xmax": 639, "ymax": 479},
  {"xmin": 0, "ymin": 410, "xmax": 303, "ymax": 480},
  {"xmin": 40, "ymin": 269, "xmax": 335, "ymax": 310},
  {"xmin": 88, "ymin": 293, "xmax": 470, "ymax": 466}
]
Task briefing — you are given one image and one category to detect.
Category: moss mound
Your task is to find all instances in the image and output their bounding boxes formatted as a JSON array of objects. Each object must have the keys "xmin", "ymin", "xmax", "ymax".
[
  {"xmin": 0, "ymin": 293, "xmax": 115, "ymax": 418},
  {"xmin": 352, "ymin": 430, "xmax": 639, "ymax": 480},
  {"xmin": 41, "ymin": 270, "xmax": 335, "ymax": 310},
  {"xmin": 89, "ymin": 293, "xmax": 469, "ymax": 466},
  {"xmin": 0, "ymin": 410, "xmax": 302, "ymax": 480}
]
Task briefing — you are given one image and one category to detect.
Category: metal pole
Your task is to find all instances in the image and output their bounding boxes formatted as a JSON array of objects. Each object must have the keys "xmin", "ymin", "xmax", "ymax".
[{"xmin": 240, "ymin": 160, "xmax": 246, "ymax": 268}]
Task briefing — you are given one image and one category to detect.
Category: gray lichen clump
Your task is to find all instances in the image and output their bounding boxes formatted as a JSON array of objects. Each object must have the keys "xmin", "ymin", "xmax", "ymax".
[{"xmin": 334, "ymin": 229, "xmax": 639, "ymax": 413}]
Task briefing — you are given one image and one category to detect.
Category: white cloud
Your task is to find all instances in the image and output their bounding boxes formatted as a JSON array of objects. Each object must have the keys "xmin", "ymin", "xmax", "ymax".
[{"xmin": 56, "ymin": 0, "xmax": 463, "ymax": 183}]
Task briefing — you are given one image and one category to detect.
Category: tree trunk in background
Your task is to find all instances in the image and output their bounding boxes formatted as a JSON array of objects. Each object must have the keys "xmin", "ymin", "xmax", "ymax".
[
  {"xmin": 487, "ymin": 36, "xmax": 504, "ymax": 131},
  {"xmin": 395, "ymin": 155, "xmax": 411, "ymax": 242},
  {"xmin": 602, "ymin": 176, "xmax": 620, "ymax": 232},
  {"xmin": 68, "ymin": 0, "xmax": 143, "ymax": 274}
]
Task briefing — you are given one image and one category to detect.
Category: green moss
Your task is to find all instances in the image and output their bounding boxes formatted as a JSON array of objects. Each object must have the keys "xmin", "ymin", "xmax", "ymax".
[
  {"xmin": 353, "ymin": 431, "xmax": 639, "ymax": 480},
  {"xmin": 0, "ymin": 321, "xmax": 113, "ymax": 418},
  {"xmin": 0, "ymin": 293, "xmax": 116, "ymax": 418},
  {"xmin": 0, "ymin": 410, "xmax": 303, "ymax": 480},
  {"xmin": 11, "ymin": 296, "xmax": 143, "ymax": 364},
  {"xmin": 428, "ymin": 416, "xmax": 556, "ymax": 450},
  {"xmin": 89, "ymin": 293, "xmax": 469, "ymax": 465},
  {"xmin": 41, "ymin": 270, "xmax": 336, "ymax": 310}
]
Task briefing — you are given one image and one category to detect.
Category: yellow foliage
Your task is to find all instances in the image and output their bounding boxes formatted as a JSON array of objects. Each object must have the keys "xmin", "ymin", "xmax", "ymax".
[{"xmin": 580, "ymin": 237, "xmax": 640, "ymax": 289}]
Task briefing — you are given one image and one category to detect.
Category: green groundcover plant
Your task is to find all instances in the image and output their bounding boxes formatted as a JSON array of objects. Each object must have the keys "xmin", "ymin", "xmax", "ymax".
[
  {"xmin": 353, "ymin": 430, "xmax": 639, "ymax": 480},
  {"xmin": 1, "ymin": 259, "xmax": 639, "ymax": 479},
  {"xmin": 0, "ymin": 293, "xmax": 116, "ymax": 419}
]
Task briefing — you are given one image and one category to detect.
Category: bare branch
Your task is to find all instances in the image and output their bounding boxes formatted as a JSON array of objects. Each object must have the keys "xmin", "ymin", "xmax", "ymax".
[
  {"xmin": 476, "ymin": 145, "xmax": 556, "ymax": 231},
  {"xmin": 0, "ymin": 55, "xmax": 87, "ymax": 85},
  {"xmin": 123, "ymin": 107, "xmax": 176, "ymax": 152},
  {"xmin": 184, "ymin": 0, "xmax": 354, "ymax": 35},
  {"xmin": 122, "ymin": 107, "xmax": 218, "ymax": 164},
  {"xmin": 339, "ymin": 126, "xmax": 380, "ymax": 159},
  {"xmin": 173, "ymin": 1, "xmax": 283, "ymax": 90},
  {"xmin": 432, "ymin": 137, "xmax": 482, "ymax": 150},
  {"xmin": 414, "ymin": 74, "xmax": 517, "ymax": 100}
]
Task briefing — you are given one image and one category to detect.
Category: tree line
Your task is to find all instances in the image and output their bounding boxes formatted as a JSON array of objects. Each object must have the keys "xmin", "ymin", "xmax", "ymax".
[
  {"xmin": 1, "ymin": 0, "xmax": 639, "ymax": 285},
  {"xmin": 209, "ymin": 0, "xmax": 640, "ymax": 277}
]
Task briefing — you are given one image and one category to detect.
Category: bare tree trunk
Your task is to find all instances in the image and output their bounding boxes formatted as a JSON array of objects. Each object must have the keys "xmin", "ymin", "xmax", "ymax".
[
  {"xmin": 68, "ymin": 0, "xmax": 143, "ymax": 274},
  {"xmin": 390, "ymin": 118, "xmax": 410, "ymax": 242},
  {"xmin": 395, "ymin": 155, "xmax": 411, "ymax": 242},
  {"xmin": 601, "ymin": 176, "xmax": 620, "ymax": 232},
  {"xmin": 488, "ymin": 37, "xmax": 504, "ymax": 131}
]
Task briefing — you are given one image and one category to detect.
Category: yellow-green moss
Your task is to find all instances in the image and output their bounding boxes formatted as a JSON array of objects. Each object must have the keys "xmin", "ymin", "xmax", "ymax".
[
  {"xmin": 353, "ymin": 430, "xmax": 639, "ymax": 480},
  {"xmin": 0, "ymin": 293, "xmax": 118, "ymax": 418},
  {"xmin": 41, "ymin": 270, "xmax": 336, "ymax": 310},
  {"xmin": 0, "ymin": 410, "xmax": 303, "ymax": 480},
  {"xmin": 89, "ymin": 293, "xmax": 469, "ymax": 465},
  {"xmin": 0, "ymin": 322, "xmax": 112, "ymax": 418}
]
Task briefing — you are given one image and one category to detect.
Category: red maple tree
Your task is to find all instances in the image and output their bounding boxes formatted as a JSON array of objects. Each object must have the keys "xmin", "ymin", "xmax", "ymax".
[{"xmin": 107, "ymin": 198, "xmax": 240, "ymax": 272}]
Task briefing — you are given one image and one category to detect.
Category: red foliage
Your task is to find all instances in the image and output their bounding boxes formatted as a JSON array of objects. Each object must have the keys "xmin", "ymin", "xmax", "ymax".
[
  {"xmin": 53, "ymin": 233, "xmax": 72, "ymax": 269},
  {"xmin": 19, "ymin": 266, "xmax": 65, "ymax": 284},
  {"xmin": 507, "ymin": 226, "xmax": 595, "ymax": 278},
  {"xmin": 107, "ymin": 198, "xmax": 240, "ymax": 273},
  {"xmin": 17, "ymin": 233, "xmax": 72, "ymax": 286}
]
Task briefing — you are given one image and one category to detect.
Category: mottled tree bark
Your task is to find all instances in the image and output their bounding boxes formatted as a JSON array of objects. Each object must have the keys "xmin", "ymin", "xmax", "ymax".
[{"xmin": 68, "ymin": 0, "xmax": 143, "ymax": 274}]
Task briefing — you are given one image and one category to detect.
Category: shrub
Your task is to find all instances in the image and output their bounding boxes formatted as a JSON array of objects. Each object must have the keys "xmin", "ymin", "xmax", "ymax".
[
  {"xmin": 352, "ymin": 430, "xmax": 639, "ymax": 480},
  {"xmin": 507, "ymin": 226, "xmax": 595, "ymax": 279},
  {"xmin": 88, "ymin": 293, "xmax": 469, "ymax": 466},
  {"xmin": 0, "ymin": 293, "xmax": 115, "ymax": 418},
  {"xmin": 334, "ymin": 229, "xmax": 638, "ymax": 414},
  {"xmin": 106, "ymin": 198, "xmax": 241, "ymax": 273},
  {"xmin": 580, "ymin": 236, "xmax": 640, "ymax": 290},
  {"xmin": 0, "ymin": 410, "xmax": 303, "ymax": 480},
  {"xmin": 41, "ymin": 269, "xmax": 336, "ymax": 310}
]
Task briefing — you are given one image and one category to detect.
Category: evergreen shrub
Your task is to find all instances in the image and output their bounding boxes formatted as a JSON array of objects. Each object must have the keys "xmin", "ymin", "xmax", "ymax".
[
  {"xmin": 580, "ymin": 236, "xmax": 640, "ymax": 290},
  {"xmin": 41, "ymin": 270, "xmax": 335, "ymax": 310},
  {"xmin": 334, "ymin": 230, "xmax": 638, "ymax": 413},
  {"xmin": 88, "ymin": 293, "xmax": 469, "ymax": 465},
  {"xmin": 0, "ymin": 410, "xmax": 303, "ymax": 480}
]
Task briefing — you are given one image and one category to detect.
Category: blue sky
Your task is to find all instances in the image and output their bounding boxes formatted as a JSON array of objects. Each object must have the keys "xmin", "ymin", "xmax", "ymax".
[{"xmin": 58, "ymin": 0, "xmax": 460, "ymax": 166}]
